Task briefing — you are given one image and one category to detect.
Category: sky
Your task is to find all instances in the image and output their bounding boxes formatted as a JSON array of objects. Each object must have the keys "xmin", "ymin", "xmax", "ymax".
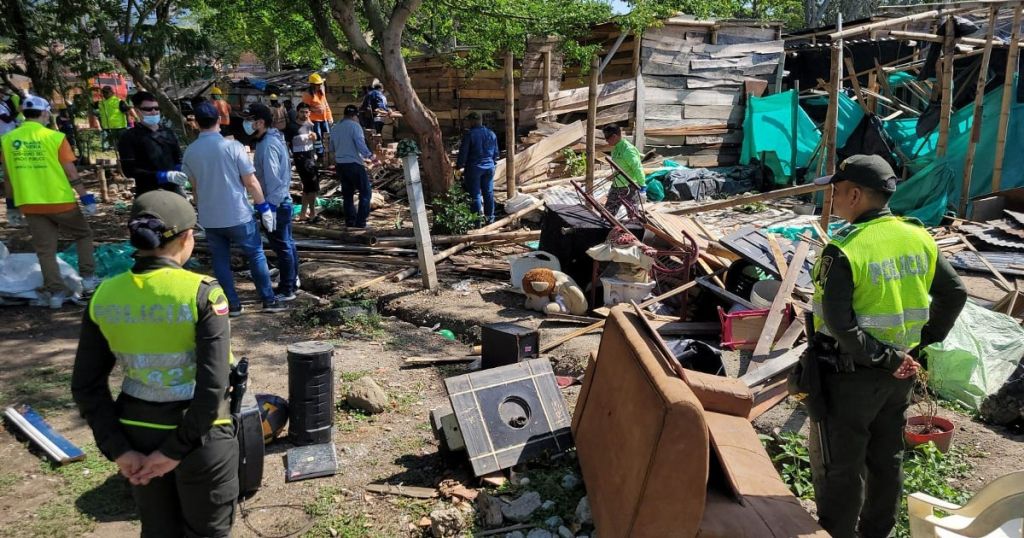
[{"xmin": 607, "ymin": 0, "xmax": 632, "ymax": 14}]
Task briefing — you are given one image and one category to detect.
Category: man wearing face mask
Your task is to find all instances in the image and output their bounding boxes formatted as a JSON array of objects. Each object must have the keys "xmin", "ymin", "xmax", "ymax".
[
  {"xmin": 117, "ymin": 92, "xmax": 187, "ymax": 197},
  {"xmin": 807, "ymin": 154, "xmax": 967, "ymax": 538}
]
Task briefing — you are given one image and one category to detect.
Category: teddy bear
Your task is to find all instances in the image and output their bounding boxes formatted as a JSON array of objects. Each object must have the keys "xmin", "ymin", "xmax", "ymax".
[{"xmin": 521, "ymin": 267, "xmax": 588, "ymax": 316}]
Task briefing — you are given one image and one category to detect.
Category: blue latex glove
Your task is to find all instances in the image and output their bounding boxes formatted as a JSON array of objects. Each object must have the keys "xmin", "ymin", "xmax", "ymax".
[
  {"xmin": 157, "ymin": 170, "xmax": 188, "ymax": 186},
  {"xmin": 80, "ymin": 193, "xmax": 98, "ymax": 216}
]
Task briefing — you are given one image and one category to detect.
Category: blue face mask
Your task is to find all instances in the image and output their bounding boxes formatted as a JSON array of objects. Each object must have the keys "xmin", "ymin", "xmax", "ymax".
[
  {"xmin": 242, "ymin": 120, "xmax": 256, "ymax": 135},
  {"xmin": 141, "ymin": 114, "xmax": 161, "ymax": 126}
]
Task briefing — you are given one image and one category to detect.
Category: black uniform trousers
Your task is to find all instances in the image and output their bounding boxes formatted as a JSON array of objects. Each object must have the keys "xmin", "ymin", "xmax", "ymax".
[
  {"xmin": 123, "ymin": 422, "xmax": 238, "ymax": 538},
  {"xmin": 809, "ymin": 366, "xmax": 914, "ymax": 538}
]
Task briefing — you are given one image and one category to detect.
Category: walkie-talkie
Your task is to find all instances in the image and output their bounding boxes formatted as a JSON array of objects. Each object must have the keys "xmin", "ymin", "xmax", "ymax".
[{"xmin": 229, "ymin": 357, "xmax": 249, "ymax": 415}]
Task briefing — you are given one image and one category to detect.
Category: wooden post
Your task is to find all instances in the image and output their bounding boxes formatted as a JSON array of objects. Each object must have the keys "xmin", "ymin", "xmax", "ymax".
[
  {"xmin": 959, "ymin": 5, "xmax": 1000, "ymax": 217},
  {"xmin": 937, "ymin": 15, "xmax": 956, "ymax": 157},
  {"xmin": 586, "ymin": 55, "xmax": 599, "ymax": 194},
  {"xmin": 401, "ymin": 153, "xmax": 438, "ymax": 291},
  {"xmin": 790, "ymin": 81, "xmax": 799, "ymax": 182},
  {"xmin": 821, "ymin": 14, "xmax": 842, "ymax": 229},
  {"xmin": 992, "ymin": 2, "xmax": 1023, "ymax": 193},
  {"xmin": 96, "ymin": 166, "xmax": 109, "ymax": 203},
  {"xmin": 634, "ymin": 70, "xmax": 646, "ymax": 152},
  {"xmin": 542, "ymin": 50, "xmax": 552, "ymax": 113},
  {"xmin": 504, "ymin": 50, "xmax": 516, "ymax": 198}
]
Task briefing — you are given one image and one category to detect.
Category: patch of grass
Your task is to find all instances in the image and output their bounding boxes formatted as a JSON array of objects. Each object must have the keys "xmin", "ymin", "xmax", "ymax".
[
  {"xmin": 302, "ymin": 487, "xmax": 387, "ymax": 538},
  {"xmin": 483, "ymin": 460, "xmax": 584, "ymax": 527},
  {"xmin": 936, "ymin": 398, "xmax": 982, "ymax": 421},
  {"xmin": 763, "ymin": 433, "xmax": 973, "ymax": 538},
  {"xmin": 335, "ymin": 407, "xmax": 374, "ymax": 433},
  {"xmin": 392, "ymin": 497, "xmax": 433, "ymax": 521},
  {"xmin": 340, "ymin": 370, "xmax": 372, "ymax": 383},
  {"xmin": 0, "ymin": 472, "xmax": 20, "ymax": 490},
  {"xmin": 28, "ymin": 444, "xmax": 135, "ymax": 536},
  {"xmin": 8, "ymin": 366, "xmax": 75, "ymax": 412}
]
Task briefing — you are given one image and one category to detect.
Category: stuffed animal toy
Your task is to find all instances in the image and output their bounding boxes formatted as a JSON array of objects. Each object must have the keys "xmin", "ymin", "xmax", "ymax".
[{"xmin": 521, "ymin": 267, "xmax": 587, "ymax": 316}]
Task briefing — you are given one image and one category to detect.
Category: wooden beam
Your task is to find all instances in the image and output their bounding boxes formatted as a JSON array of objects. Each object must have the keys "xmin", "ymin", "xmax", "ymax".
[
  {"xmin": 401, "ymin": 153, "xmax": 438, "ymax": 290},
  {"xmin": 829, "ymin": 7, "xmax": 973, "ymax": 40},
  {"xmin": 889, "ymin": 29, "xmax": 1024, "ymax": 47},
  {"xmin": 751, "ymin": 240, "xmax": 811, "ymax": 365},
  {"xmin": 666, "ymin": 183, "xmax": 828, "ymax": 215},
  {"xmin": 822, "ymin": 15, "xmax": 842, "ymax": 228},
  {"xmin": 634, "ymin": 71, "xmax": 646, "ymax": 152},
  {"xmin": 504, "ymin": 51, "xmax": 517, "ymax": 198},
  {"xmin": 844, "ymin": 57, "xmax": 872, "ymax": 115},
  {"xmin": 586, "ymin": 55, "xmax": 599, "ymax": 194},
  {"xmin": 937, "ymin": 16, "xmax": 956, "ymax": 157},
  {"xmin": 542, "ymin": 50, "xmax": 552, "ymax": 113},
  {"xmin": 766, "ymin": 233, "xmax": 789, "ymax": 276},
  {"xmin": 739, "ymin": 343, "xmax": 808, "ymax": 387},
  {"xmin": 960, "ymin": 6, "xmax": 1000, "ymax": 217},
  {"xmin": 992, "ymin": 2, "xmax": 1023, "ymax": 192},
  {"xmin": 599, "ymin": 30, "xmax": 628, "ymax": 77}
]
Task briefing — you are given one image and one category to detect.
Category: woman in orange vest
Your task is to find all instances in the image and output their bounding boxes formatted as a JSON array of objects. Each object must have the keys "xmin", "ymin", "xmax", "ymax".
[{"xmin": 301, "ymin": 73, "xmax": 332, "ymax": 163}]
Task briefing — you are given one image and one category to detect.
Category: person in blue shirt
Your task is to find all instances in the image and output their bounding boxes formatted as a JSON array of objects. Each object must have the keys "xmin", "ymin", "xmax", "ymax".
[
  {"xmin": 455, "ymin": 111, "xmax": 500, "ymax": 224},
  {"xmin": 359, "ymin": 83, "xmax": 389, "ymax": 135},
  {"xmin": 329, "ymin": 105, "xmax": 379, "ymax": 228}
]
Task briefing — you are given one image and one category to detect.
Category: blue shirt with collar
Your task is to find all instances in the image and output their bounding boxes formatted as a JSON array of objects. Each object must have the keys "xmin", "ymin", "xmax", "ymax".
[
  {"xmin": 253, "ymin": 128, "xmax": 292, "ymax": 207},
  {"xmin": 456, "ymin": 125, "xmax": 500, "ymax": 170},
  {"xmin": 330, "ymin": 118, "xmax": 373, "ymax": 164},
  {"xmin": 182, "ymin": 130, "xmax": 256, "ymax": 229}
]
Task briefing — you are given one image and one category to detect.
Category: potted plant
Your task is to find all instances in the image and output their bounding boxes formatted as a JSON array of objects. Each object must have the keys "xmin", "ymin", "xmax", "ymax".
[{"xmin": 904, "ymin": 370, "xmax": 956, "ymax": 453}]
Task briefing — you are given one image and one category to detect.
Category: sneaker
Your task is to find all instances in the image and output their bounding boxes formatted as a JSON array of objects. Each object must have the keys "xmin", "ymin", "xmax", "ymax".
[
  {"xmin": 48, "ymin": 291, "xmax": 67, "ymax": 310},
  {"xmin": 81, "ymin": 275, "xmax": 102, "ymax": 294},
  {"xmin": 262, "ymin": 300, "xmax": 287, "ymax": 313},
  {"xmin": 295, "ymin": 276, "xmax": 301, "ymax": 290},
  {"xmin": 229, "ymin": 304, "xmax": 244, "ymax": 318},
  {"xmin": 275, "ymin": 291, "xmax": 297, "ymax": 302}
]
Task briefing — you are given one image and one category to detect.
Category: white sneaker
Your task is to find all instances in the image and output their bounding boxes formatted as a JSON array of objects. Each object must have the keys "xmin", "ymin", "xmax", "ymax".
[
  {"xmin": 48, "ymin": 291, "xmax": 66, "ymax": 309},
  {"xmin": 81, "ymin": 275, "xmax": 101, "ymax": 294}
]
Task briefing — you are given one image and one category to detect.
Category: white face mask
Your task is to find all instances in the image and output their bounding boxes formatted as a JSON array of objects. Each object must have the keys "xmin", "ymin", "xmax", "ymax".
[
  {"xmin": 242, "ymin": 120, "xmax": 256, "ymax": 135},
  {"xmin": 142, "ymin": 114, "xmax": 161, "ymax": 126}
]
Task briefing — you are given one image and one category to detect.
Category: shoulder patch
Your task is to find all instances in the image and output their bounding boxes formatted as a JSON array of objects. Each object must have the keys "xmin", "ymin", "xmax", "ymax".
[
  {"xmin": 816, "ymin": 255, "xmax": 834, "ymax": 286},
  {"xmin": 900, "ymin": 216, "xmax": 926, "ymax": 228},
  {"xmin": 208, "ymin": 286, "xmax": 230, "ymax": 316}
]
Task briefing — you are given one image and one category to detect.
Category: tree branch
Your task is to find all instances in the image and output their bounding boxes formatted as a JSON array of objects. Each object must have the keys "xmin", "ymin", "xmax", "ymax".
[
  {"xmin": 362, "ymin": 0, "xmax": 387, "ymax": 38},
  {"xmin": 388, "ymin": 0, "xmax": 423, "ymax": 37},
  {"xmin": 329, "ymin": 0, "xmax": 385, "ymax": 75},
  {"xmin": 305, "ymin": 0, "xmax": 369, "ymax": 71}
]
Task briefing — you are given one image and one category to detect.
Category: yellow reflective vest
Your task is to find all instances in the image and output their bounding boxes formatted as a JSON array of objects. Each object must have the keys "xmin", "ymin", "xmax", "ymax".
[
  {"xmin": 1, "ymin": 121, "xmax": 74, "ymax": 206},
  {"xmin": 98, "ymin": 95, "xmax": 128, "ymax": 129},
  {"xmin": 812, "ymin": 215, "xmax": 937, "ymax": 351}
]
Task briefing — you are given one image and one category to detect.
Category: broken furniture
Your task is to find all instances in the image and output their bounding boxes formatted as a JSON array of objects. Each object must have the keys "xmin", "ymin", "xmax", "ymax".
[
  {"xmin": 287, "ymin": 341, "xmax": 334, "ymax": 446},
  {"xmin": 720, "ymin": 226, "xmax": 814, "ymax": 289},
  {"xmin": 908, "ymin": 470, "xmax": 1024, "ymax": 537},
  {"xmin": 572, "ymin": 306, "xmax": 825, "ymax": 537},
  {"xmin": 442, "ymin": 359, "xmax": 572, "ymax": 476},
  {"xmin": 481, "ymin": 323, "xmax": 540, "ymax": 369}
]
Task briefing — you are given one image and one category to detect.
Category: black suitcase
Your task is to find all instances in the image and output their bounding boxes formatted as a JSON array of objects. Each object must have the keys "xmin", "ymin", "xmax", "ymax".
[{"xmin": 236, "ymin": 391, "xmax": 265, "ymax": 500}]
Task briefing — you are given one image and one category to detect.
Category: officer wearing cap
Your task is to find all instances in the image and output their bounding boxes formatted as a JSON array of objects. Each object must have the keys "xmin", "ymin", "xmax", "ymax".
[
  {"xmin": 808, "ymin": 154, "xmax": 967, "ymax": 538},
  {"xmin": 72, "ymin": 190, "xmax": 239, "ymax": 537}
]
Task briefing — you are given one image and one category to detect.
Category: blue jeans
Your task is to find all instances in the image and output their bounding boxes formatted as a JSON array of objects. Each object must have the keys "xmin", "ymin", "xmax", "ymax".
[
  {"xmin": 265, "ymin": 203, "xmax": 298, "ymax": 294},
  {"xmin": 205, "ymin": 220, "xmax": 276, "ymax": 306},
  {"xmin": 463, "ymin": 166, "xmax": 495, "ymax": 223},
  {"xmin": 312, "ymin": 120, "xmax": 329, "ymax": 155},
  {"xmin": 337, "ymin": 163, "xmax": 372, "ymax": 227}
]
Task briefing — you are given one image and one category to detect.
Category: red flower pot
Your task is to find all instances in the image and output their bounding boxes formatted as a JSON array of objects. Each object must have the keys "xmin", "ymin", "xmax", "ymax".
[{"xmin": 904, "ymin": 415, "xmax": 956, "ymax": 453}]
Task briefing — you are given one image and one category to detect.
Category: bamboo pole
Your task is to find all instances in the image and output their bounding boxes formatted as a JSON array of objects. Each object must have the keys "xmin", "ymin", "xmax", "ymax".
[
  {"xmin": 822, "ymin": 14, "xmax": 843, "ymax": 228},
  {"xmin": 666, "ymin": 183, "xmax": 828, "ymax": 215},
  {"xmin": 959, "ymin": 5, "xmax": 1000, "ymax": 217},
  {"xmin": 586, "ymin": 55, "xmax": 599, "ymax": 194},
  {"xmin": 937, "ymin": 16, "xmax": 956, "ymax": 157},
  {"xmin": 992, "ymin": 2, "xmax": 1023, "ymax": 192},
  {"xmin": 542, "ymin": 50, "xmax": 552, "ymax": 113},
  {"xmin": 829, "ymin": 6, "xmax": 973, "ymax": 39},
  {"xmin": 372, "ymin": 230, "xmax": 540, "ymax": 248},
  {"xmin": 504, "ymin": 50, "xmax": 516, "ymax": 198}
]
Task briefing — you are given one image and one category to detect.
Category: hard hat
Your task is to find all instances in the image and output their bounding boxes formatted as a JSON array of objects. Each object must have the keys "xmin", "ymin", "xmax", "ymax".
[
  {"xmin": 210, "ymin": 87, "xmax": 223, "ymax": 95},
  {"xmin": 308, "ymin": 73, "xmax": 324, "ymax": 85},
  {"xmin": 269, "ymin": 93, "xmax": 279, "ymax": 100}
]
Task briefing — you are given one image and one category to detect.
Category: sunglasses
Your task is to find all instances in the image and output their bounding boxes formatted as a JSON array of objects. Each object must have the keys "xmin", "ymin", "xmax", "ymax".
[{"xmin": 139, "ymin": 106, "xmax": 160, "ymax": 112}]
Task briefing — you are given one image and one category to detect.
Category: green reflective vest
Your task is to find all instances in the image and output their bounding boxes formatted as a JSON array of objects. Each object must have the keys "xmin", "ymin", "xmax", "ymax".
[
  {"xmin": 1, "ymin": 121, "xmax": 74, "ymax": 206},
  {"xmin": 812, "ymin": 215, "xmax": 937, "ymax": 351},
  {"xmin": 98, "ymin": 95, "xmax": 127, "ymax": 129},
  {"xmin": 90, "ymin": 267, "xmax": 209, "ymax": 403}
]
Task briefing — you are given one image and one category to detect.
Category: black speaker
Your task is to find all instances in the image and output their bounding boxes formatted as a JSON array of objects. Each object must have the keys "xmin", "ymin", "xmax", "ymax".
[
  {"xmin": 287, "ymin": 341, "xmax": 335, "ymax": 445},
  {"xmin": 236, "ymin": 391, "xmax": 264, "ymax": 500}
]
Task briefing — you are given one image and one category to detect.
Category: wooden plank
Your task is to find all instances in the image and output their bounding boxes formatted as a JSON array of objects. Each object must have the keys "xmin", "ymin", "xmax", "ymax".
[
  {"xmin": 686, "ymin": 78, "xmax": 742, "ymax": 89},
  {"xmin": 766, "ymin": 233, "xmax": 789, "ymax": 275},
  {"xmin": 693, "ymin": 40, "xmax": 785, "ymax": 58},
  {"xmin": 654, "ymin": 321, "xmax": 722, "ymax": 336},
  {"xmin": 739, "ymin": 343, "xmax": 808, "ymax": 387},
  {"xmin": 545, "ymin": 79, "xmax": 635, "ymax": 109},
  {"xmin": 959, "ymin": 6, "xmax": 999, "ymax": 217},
  {"xmin": 494, "ymin": 121, "xmax": 584, "ymax": 186},
  {"xmin": 645, "ymin": 104, "xmax": 685, "ymax": 121},
  {"xmin": 750, "ymin": 240, "xmax": 811, "ymax": 365},
  {"xmin": 404, "ymin": 356, "xmax": 479, "ymax": 365},
  {"xmin": 635, "ymin": 70, "xmax": 646, "ymax": 151},
  {"xmin": 685, "ymin": 133, "xmax": 743, "ymax": 145},
  {"xmin": 993, "ymin": 3, "xmax": 1023, "ymax": 192},
  {"xmin": 364, "ymin": 483, "xmax": 439, "ymax": 498},
  {"xmin": 937, "ymin": 16, "xmax": 955, "ymax": 157},
  {"xmin": 402, "ymin": 154, "xmax": 438, "ymax": 290},
  {"xmin": 542, "ymin": 50, "xmax": 552, "ymax": 113},
  {"xmin": 691, "ymin": 57, "xmax": 756, "ymax": 70},
  {"xmin": 829, "ymin": 6, "xmax": 973, "ymax": 39},
  {"xmin": 646, "ymin": 88, "xmax": 740, "ymax": 106},
  {"xmin": 683, "ymin": 104, "xmax": 744, "ymax": 121},
  {"xmin": 586, "ymin": 55, "xmax": 599, "ymax": 194}
]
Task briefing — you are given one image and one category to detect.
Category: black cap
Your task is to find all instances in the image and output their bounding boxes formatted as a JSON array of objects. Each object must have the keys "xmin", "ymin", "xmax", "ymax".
[
  {"xmin": 465, "ymin": 111, "xmax": 480, "ymax": 121},
  {"xmin": 193, "ymin": 101, "xmax": 219, "ymax": 120},
  {"xmin": 244, "ymin": 103, "xmax": 273, "ymax": 124},
  {"xmin": 344, "ymin": 104, "xmax": 359, "ymax": 116},
  {"xmin": 131, "ymin": 190, "xmax": 197, "ymax": 238},
  {"xmin": 814, "ymin": 154, "xmax": 898, "ymax": 193}
]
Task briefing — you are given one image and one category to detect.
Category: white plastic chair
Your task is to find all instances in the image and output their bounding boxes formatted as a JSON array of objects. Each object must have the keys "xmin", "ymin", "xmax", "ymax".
[{"xmin": 908, "ymin": 471, "xmax": 1024, "ymax": 537}]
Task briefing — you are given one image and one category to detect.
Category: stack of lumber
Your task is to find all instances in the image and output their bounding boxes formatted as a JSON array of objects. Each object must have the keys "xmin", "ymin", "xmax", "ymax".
[{"xmin": 639, "ymin": 22, "xmax": 783, "ymax": 167}]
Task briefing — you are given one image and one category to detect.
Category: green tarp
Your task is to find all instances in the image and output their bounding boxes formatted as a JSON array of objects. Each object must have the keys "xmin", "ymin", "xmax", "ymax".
[{"xmin": 740, "ymin": 90, "xmax": 820, "ymax": 182}]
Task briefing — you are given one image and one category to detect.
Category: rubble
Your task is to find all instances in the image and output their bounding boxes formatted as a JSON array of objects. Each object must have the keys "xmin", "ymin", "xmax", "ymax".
[
  {"xmin": 500, "ymin": 491, "xmax": 543, "ymax": 523},
  {"xmin": 344, "ymin": 376, "xmax": 390, "ymax": 414}
]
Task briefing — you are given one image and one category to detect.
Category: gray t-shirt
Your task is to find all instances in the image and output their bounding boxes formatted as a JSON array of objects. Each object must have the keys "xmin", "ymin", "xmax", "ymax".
[{"xmin": 182, "ymin": 131, "xmax": 256, "ymax": 229}]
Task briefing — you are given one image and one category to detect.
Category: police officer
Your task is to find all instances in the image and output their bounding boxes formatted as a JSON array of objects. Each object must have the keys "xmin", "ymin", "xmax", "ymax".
[
  {"xmin": 808, "ymin": 154, "xmax": 967, "ymax": 538},
  {"xmin": 96, "ymin": 86, "xmax": 130, "ymax": 151},
  {"xmin": 72, "ymin": 190, "xmax": 238, "ymax": 537}
]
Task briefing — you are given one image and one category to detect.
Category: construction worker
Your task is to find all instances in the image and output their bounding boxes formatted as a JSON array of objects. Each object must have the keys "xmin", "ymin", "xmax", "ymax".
[
  {"xmin": 808, "ymin": 154, "xmax": 968, "ymax": 538},
  {"xmin": 72, "ymin": 189, "xmax": 238, "ymax": 537},
  {"xmin": 359, "ymin": 83, "xmax": 389, "ymax": 135},
  {"xmin": 288, "ymin": 102, "xmax": 319, "ymax": 222},
  {"xmin": 455, "ymin": 111, "xmax": 499, "ymax": 225},
  {"xmin": 601, "ymin": 124, "xmax": 645, "ymax": 217},
  {"xmin": 301, "ymin": 73, "xmax": 332, "ymax": 163},
  {"xmin": 117, "ymin": 91, "xmax": 187, "ymax": 197},
  {"xmin": 1, "ymin": 96, "xmax": 100, "ymax": 307},
  {"xmin": 182, "ymin": 101, "xmax": 285, "ymax": 316},
  {"xmin": 244, "ymin": 103, "xmax": 298, "ymax": 300},
  {"xmin": 96, "ymin": 86, "xmax": 130, "ymax": 151},
  {"xmin": 209, "ymin": 87, "xmax": 232, "ymax": 137},
  {"xmin": 268, "ymin": 94, "xmax": 288, "ymax": 130},
  {"xmin": 330, "ymin": 104, "xmax": 378, "ymax": 229}
]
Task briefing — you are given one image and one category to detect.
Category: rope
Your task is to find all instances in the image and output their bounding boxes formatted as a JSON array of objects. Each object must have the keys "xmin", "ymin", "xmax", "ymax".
[{"xmin": 238, "ymin": 499, "xmax": 317, "ymax": 538}]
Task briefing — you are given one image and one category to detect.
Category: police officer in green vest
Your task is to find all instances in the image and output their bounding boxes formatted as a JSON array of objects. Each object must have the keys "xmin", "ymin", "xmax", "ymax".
[
  {"xmin": 97, "ymin": 86, "xmax": 130, "ymax": 151},
  {"xmin": 72, "ymin": 190, "xmax": 238, "ymax": 537},
  {"xmin": 808, "ymin": 154, "xmax": 967, "ymax": 538}
]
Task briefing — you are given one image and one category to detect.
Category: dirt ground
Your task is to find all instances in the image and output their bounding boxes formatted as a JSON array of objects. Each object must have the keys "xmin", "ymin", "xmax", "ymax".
[{"xmin": 2, "ymin": 189, "xmax": 1023, "ymax": 537}]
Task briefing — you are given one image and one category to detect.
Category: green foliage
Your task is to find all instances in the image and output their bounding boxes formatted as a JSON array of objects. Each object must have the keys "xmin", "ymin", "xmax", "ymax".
[
  {"xmin": 193, "ymin": 0, "xmax": 326, "ymax": 70},
  {"xmin": 562, "ymin": 148, "xmax": 586, "ymax": 177},
  {"xmin": 763, "ymin": 433, "xmax": 974, "ymax": 538},
  {"xmin": 431, "ymin": 184, "xmax": 481, "ymax": 235}
]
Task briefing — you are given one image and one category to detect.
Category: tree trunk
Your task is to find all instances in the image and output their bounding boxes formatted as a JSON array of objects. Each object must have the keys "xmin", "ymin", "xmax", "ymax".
[{"xmin": 7, "ymin": 0, "xmax": 52, "ymax": 97}]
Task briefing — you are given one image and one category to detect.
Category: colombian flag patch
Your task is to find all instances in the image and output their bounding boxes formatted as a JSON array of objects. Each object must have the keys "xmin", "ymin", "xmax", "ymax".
[{"xmin": 209, "ymin": 287, "xmax": 230, "ymax": 316}]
